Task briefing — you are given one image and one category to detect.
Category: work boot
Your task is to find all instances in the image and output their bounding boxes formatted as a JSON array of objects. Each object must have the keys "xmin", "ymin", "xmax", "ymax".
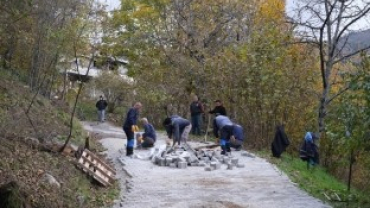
[
  {"xmin": 226, "ymin": 143, "xmax": 231, "ymax": 153},
  {"xmin": 126, "ymin": 147, "xmax": 134, "ymax": 156},
  {"xmin": 221, "ymin": 145, "xmax": 226, "ymax": 155}
]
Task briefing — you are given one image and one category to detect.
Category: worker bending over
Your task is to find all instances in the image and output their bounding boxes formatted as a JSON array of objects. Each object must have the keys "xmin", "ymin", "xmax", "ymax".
[
  {"xmin": 163, "ymin": 115, "xmax": 192, "ymax": 146},
  {"xmin": 213, "ymin": 115, "xmax": 234, "ymax": 155},
  {"xmin": 230, "ymin": 124, "xmax": 244, "ymax": 151},
  {"xmin": 136, "ymin": 117, "xmax": 156, "ymax": 148}
]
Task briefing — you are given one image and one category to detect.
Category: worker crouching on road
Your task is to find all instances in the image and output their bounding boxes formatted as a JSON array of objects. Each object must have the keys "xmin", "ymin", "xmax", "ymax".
[
  {"xmin": 230, "ymin": 124, "xmax": 244, "ymax": 151},
  {"xmin": 123, "ymin": 102, "xmax": 142, "ymax": 156},
  {"xmin": 163, "ymin": 115, "xmax": 192, "ymax": 146},
  {"xmin": 136, "ymin": 118, "xmax": 156, "ymax": 149},
  {"xmin": 213, "ymin": 115, "xmax": 234, "ymax": 155}
]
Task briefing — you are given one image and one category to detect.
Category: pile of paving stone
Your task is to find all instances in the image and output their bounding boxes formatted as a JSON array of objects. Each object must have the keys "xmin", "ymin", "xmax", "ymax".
[{"xmin": 148, "ymin": 144, "xmax": 246, "ymax": 171}]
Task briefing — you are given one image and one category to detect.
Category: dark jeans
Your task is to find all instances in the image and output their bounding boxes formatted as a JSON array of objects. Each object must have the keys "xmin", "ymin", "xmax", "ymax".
[
  {"xmin": 141, "ymin": 137, "xmax": 155, "ymax": 148},
  {"xmin": 191, "ymin": 114, "xmax": 202, "ymax": 135},
  {"xmin": 220, "ymin": 125, "xmax": 234, "ymax": 153},
  {"xmin": 220, "ymin": 125, "xmax": 234, "ymax": 141},
  {"xmin": 123, "ymin": 127, "xmax": 135, "ymax": 156},
  {"xmin": 230, "ymin": 139, "xmax": 243, "ymax": 149}
]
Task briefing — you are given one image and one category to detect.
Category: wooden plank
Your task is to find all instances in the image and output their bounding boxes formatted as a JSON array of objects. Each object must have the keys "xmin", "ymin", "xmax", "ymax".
[
  {"xmin": 76, "ymin": 162, "xmax": 110, "ymax": 186},
  {"xmin": 77, "ymin": 162, "xmax": 110, "ymax": 186},
  {"xmin": 80, "ymin": 155, "xmax": 115, "ymax": 182},
  {"xmin": 83, "ymin": 149, "xmax": 116, "ymax": 174},
  {"xmin": 76, "ymin": 150, "xmax": 116, "ymax": 185}
]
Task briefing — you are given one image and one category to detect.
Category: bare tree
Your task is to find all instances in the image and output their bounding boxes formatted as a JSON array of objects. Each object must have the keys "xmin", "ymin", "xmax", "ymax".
[
  {"xmin": 61, "ymin": 1, "xmax": 104, "ymax": 152},
  {"xmin": 289, "ymin": 0, "xmax": 370, "ymax": 133}
]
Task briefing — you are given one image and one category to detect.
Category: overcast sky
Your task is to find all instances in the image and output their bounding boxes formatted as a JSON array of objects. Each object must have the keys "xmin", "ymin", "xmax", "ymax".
[
  {"xmin": 99, "ymin": 0, "xmax": 120, "ymax": 11},
  {"xmin": 101, "ymin": 0, "xmax": 369, "ymax": 31},
  {"xmin": 287, "ymin": 0, "xmax": 370, "ymax": 31}
]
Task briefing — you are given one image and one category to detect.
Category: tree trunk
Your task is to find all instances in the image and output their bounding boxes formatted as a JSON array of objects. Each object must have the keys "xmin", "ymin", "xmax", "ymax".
[{"xmin": 347, "ymin": 149, "xmax": 354, "ymax": 192}]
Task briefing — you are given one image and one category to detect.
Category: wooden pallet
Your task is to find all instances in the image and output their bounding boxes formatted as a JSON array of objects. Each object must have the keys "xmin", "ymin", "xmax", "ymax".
[{"xmin": 76, "ymin": 149, "xmax": 116, "ymax": 186}]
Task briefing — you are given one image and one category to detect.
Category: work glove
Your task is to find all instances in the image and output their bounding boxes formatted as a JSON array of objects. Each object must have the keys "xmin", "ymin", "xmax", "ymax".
[
  {"xmin": 138, "ymin": 136, "xmax": 143, "ymax": 143},
  {"xmin": 131, "ymin": 125, "xmax": 139, "ymax": 132}
]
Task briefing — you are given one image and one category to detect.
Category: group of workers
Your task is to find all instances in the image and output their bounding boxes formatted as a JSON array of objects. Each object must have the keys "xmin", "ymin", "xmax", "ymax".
[
  {"xmin": 98, "ymin": 95, "xmax": 319, "ymax": 165},
  {"xmin": 121, "ymin": 97, "xmax": 245, "ymax": 157}
]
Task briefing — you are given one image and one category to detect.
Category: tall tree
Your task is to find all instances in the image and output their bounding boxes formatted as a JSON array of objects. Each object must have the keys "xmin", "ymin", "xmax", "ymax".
[
  {"xmin": 105, "ymin": 0, "xmax": 318, "ymax": 148},
  {"xmin": 289, "ymin": 0, "xmax": 370, "ymax": 134}
]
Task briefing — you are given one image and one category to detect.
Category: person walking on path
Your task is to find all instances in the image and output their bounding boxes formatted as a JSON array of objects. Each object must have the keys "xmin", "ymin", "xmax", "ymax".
[
  {"xmin": 123, "ymin": 102, "xmax": 142, "ymax": 156},
  {"xmin": 136, "ymin": 118, "xmax": 156, "ymax": 148},
  {"xmin": 96, "ymin": 95, "xmax": 108, "ymax": 122},
  {"xmin": 163, "ymin": 115, "xmax": 192, "ymax": 146},
  {"xmin": 190, "ymin": 95, "xmax": 204, "ymax": 135},
  {"xmin": 213, "ymin": 115, "xmax": 234, "ymax": 155},
  {"xmin": 208, "ymin": 99, "xmax": 227, "ymax": 116}
]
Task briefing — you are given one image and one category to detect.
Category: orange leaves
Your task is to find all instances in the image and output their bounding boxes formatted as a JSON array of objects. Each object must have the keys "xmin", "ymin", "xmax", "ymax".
[
  {"xmin": 132, "ymin": 4, "xmax": 158, "ymax": 20},
  {"xmin": 255, "ymin": 0, "xmax": 285, "ymax": 26}
]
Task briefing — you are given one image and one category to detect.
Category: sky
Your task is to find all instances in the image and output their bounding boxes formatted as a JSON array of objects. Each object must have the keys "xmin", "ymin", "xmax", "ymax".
[
  {"xmin": 101, "ymin": 0, "xmax": 369, "ymax": 31},
  {"xmin": 286, "ymin": 0, "xmax": 370, "ymax": 31},
  {"xmin": 99, "ymin": 0, "xmax": 121, "ymax": 11}
]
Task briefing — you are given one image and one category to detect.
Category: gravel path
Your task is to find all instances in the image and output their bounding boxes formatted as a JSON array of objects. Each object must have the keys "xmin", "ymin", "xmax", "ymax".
[{"xmin": 82, "ymin": 122, "xmax": 331, "ymax": 208}]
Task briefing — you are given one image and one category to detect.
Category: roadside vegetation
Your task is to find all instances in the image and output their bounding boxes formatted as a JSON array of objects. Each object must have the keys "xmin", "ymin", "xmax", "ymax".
[
  {"xmin": 1, "ymin": 0, "xmax": 370, "ymax": 207},
  {"xmin": 258, "ymin": 151, "xmax": 370, "ymax": 208}
]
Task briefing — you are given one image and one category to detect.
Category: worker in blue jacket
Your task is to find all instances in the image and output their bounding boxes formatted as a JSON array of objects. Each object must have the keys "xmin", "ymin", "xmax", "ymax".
[
  {"xmin": 230, "ymin": 124, "xmax": 244, "ymax": 151},
  {"xmin": 213, "ymin": 115, "xmax": 234, "ymax": 155},
  {"xmin": 123, "ymin": 102, "xmax": 142, "ymax": 156},
  {"xmin": 136, "ymin": 117, "xmax": 157, "ymax": 148}
]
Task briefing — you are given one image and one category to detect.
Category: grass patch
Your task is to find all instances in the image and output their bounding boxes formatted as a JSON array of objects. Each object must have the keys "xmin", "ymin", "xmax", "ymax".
[
  {"xmin": 256, "ymin": 151, "xmax": 370, "ymax": 208},
  {"xmin": 76, "ymin": 100, "xmax": 97, "ymax": 121}
]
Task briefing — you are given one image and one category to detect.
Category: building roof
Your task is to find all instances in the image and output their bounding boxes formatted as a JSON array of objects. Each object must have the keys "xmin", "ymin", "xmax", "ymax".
[{"xmin": 64, "ymin": 67, "xmax": 100, "ymax": 77}]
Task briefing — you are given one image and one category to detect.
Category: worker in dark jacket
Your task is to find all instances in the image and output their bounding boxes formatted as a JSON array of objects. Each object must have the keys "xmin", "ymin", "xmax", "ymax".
[
  {"xmin": 271, "ymin": 125, "xmax": 290, "ymax": 158},
  {"xmin": 213, "ymin": 115, "xmax": 234, "ymax": 155},
  {"xmin": 96, "ymin": 95, "xmax": 108, "ymax": 122},
  {"xmin": 123, "ymin": 102, "xmax": 142, "ymax": 156},
  {"xmin": 208, "ymin": 100, "xmax": 227, "ymax": 116},
  {"xmin": 190, "ymin": 95, "xmax": 204, "ymax": 135},
  {"xmin": 136, "ymin": 118, "xmax": 156, "ymax": 148},
  {"xmin": 163, "ymin": 115, "xmax": 192, "ymax": 146},
  {"xmin": 230, "ymin": 124, "xmax": 244, "ymax": 151}
]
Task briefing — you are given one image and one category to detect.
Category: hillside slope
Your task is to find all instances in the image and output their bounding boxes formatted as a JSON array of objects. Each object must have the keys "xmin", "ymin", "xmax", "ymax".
[
  {"xmin": 338, "ymin": 29, "xmax": 370, "ymax": 56},
  {"xmin": 0, "ymin": 71, "xmax": 118, "ymax": 208}
]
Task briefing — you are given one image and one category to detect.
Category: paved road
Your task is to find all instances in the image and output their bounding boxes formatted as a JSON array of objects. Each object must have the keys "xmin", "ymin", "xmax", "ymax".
[{"xmin": 83, "ymin": 122, "xmax": 331, "ymax": 208}]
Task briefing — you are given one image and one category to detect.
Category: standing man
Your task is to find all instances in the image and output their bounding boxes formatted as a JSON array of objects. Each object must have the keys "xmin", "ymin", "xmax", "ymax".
[
  {"xmin": 136, "ymin": 118, "xmax": 156, "ymax": 148},
  {"xmin": 123, "ymin": 102, "xmax": 142, "ymax": 156},
  {"xmin": 208, "ymin": 99, "xmax": 227, "ymax": 116},
  {"xmin": 96, "ymin": 95, "xmax": 108, "ymax": 122},
  {"xmin": 190, "ymin": 95, "xmax": 204, "ymax": 135},
  {"xmin": 213, "ymin": 115, "xmax": 234, "ymax": 155},
  {"xmin": 163, "ymin": 115, "xmax": 192, "ymax": 146}
]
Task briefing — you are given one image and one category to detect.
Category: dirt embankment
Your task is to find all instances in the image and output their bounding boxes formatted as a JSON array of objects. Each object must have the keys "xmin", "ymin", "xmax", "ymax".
[{"xmin": 0, "ymin": 78, "xmax": 118, "ymax": 208}]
